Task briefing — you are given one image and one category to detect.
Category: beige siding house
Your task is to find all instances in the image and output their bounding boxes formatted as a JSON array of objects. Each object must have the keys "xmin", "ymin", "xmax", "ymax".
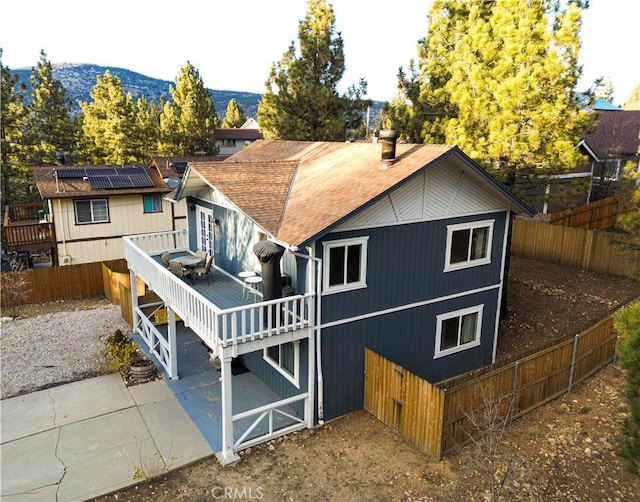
[{"xmin": 31, "ymin": 165, "xmax": 174, "ymax": 265}]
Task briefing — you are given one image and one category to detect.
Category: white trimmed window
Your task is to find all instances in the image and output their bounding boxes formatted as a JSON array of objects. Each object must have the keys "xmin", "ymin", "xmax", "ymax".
[
  {"xmin": 434, "ymin": 305, "xmax": 483, "ymax": 358},
  {"xmin": 74, "ymin": 198, "xmax": 109, "ymax": 224},
  {"xmin": 142, "ymin": 194, "xmax": 162, "ymax": 213},
  {"xmin": 322, "ymin": 237, "xmax": 368, "ymax": 294},
  {"xmin": 445, "ymin": 220, "xmax": 494, "ymax": 271},
  {"xmin": 264, "ymin": 342, "xmax": 299, "ymax": 387}
]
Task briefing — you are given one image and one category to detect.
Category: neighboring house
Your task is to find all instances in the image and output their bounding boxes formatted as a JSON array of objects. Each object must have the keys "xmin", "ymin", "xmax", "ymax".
[
  {"xmin": 214, "ymin": 119, "xmax": 264, "ymax": 157},
  {"xmin": 578, "ymin": 110, "xmax": 640, "ymax": 201},
  {"xmin": 30, "ymin": 165, "xmax": 173, "ymax": 265},
  {"xmin": 521, "ymin": 109, "xmax": 640, "ymax": 214},
  {"xmin": 123, "ymin": 137, "xmax": 535, "ymax": 464}
]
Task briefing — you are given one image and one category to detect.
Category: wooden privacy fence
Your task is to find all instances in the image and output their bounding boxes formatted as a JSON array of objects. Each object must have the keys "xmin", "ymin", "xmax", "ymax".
[
  {"xmin": 364, "ymin": 348, "xmax": 445, "ymax": 459},
  {"xmin": 549, "ymin": 196, "xmax": 619, "ymax": 231},
  {"xmin": 511, "ymin": 218, "xmax": 640, "ymax": 278},
  {"xmin": 0, "ymin": 259, "xmax": 130, "ymax": 309},
  {"xmin": 364, "ymin": 299, "xmax": 634, "ymax": 460}
]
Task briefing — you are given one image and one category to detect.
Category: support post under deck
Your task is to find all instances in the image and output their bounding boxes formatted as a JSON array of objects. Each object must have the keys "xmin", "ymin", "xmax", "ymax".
[
  {"xmin": 167, "ymin": 306, "xmax": 179, "ymax": 380},
  {"xmin": 216, "ymin": 354, "xmax": 240, "ymax": 466}
]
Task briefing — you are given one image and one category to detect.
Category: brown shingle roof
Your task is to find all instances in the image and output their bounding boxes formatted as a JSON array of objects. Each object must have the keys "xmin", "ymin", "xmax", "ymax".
[
  {"xmin": 581, "ymin": 110, "xmax": 640, "ymax": 160},
  {"xmin": 185, "ymin": 159, "xmax": 299, "ymax": 236},
  {"xmin": 214, "ymin": 128, "xmax": 264, "ymax": 141},
  {"xmin": 150, "ymin": 156, "xmax": 224, "ymax": 179},
  {"xmin": 189, "ymin": 140, "xmax": 454, "ymax": 247},
  {"xmin": 31, "ymin": 165, "xmax": 169, "ymax": 199}
]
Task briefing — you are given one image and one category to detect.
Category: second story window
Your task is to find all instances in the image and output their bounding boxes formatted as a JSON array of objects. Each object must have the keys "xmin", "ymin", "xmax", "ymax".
[
  {"xmin": 445, "ymin": 220, "xmax": 494, "ymax": 271},
  {"xmin": 142, "ymin": 194, "xmax": 162, "ymax": 213},
  {"xmin": 74, "ymin": 198, "xmax": 109, "ymax": 224},
  {"xmin": 323, "ymin": 236, "xmax": 368, "ymax": 294}
]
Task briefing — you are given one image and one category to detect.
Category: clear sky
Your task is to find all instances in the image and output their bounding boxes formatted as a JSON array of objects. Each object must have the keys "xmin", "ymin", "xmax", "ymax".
[{"xmin": 1, "ymin": 0, "xmax": 638, "ymax": 105}]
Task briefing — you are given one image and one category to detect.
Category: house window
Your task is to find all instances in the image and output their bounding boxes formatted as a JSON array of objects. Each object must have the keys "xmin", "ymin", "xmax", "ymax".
[
  {"xmin": 445, "ymin": 220, "xmax": 494, "ymax": 271},
  {"xmin": 264, "ymin": 341, "xmax": 299, "ymax": 387},
  {"xmin": 74, "ymin": 199, "xmax": 109, "ymax": 224},
  {"xmin": 434, "ymin": 305, "xmax": 483, "ymax": 358},
  {"xmin": 142, "ymin": 194, "xmax": 162, "ymax": 213},
  {"xmin": 322, "ymin": 237, "xmax": 368, "ymax": 294}
]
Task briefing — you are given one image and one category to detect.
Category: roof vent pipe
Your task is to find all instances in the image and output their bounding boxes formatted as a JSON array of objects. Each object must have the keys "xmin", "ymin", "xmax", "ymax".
[
  {"xmin": 55, "ymin": 151, "xmax": 65, "ymax": 166},
  {"xmin": 379, "ymin": 130, "xmax": 398, "ymax": 170}
]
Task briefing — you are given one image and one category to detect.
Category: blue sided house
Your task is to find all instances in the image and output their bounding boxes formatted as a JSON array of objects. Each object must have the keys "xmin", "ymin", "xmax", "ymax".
[{"xmin": 123, "ymin": 135, "xmax": 535, "ymax": 464}]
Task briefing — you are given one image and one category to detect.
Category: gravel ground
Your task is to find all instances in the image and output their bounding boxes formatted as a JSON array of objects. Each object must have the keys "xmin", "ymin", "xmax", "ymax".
[{"xmin": 0, "ymin": 302, "xmax": 130, "ymax": 400}]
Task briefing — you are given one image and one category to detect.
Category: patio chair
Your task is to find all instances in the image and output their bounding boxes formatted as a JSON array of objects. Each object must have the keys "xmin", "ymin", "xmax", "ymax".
[
  {"xmin": 195, "ymin": 249, "xmax": 207, "ymax": 264},
  {"xmin": 169, "ymin": 260, "xmax": 193, "ymax": 281},
  {"xmin": 193, "ymin": 254, "xmax": 213, "ymax": 282},
  {"xmin": 161, "ymin": 252, "xmax": 172, "ymax": 268}
]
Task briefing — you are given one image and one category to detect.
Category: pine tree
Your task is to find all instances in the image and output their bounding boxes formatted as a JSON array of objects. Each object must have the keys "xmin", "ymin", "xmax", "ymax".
[
  {"xmin": 623, "ymin": 85, "xmax": 640, "ymax": 110},
  {"xmin": 257, "ymin": 0, "xmax": 369, "ymax": 141},
  {"xmin": 390, "ymin": 0, "xmax": 592, "ymax": 185},
  {"xmin": 132, "ymin": 95, "xmax": 160, "ymax": 161},
  {"xmin": 593, "ymin": 77, "xmax": 616, "ymax": 104},
  {"xmin": 24, "ymin": 50, "xmax": 77, "ymax": 165},
  {"xmin": 1, "ymin": 52, "xmax": 30, "ymax": 205},
  {"xmin": 72, "ymin": 66, "xmax": 162, "ymax": 164},
  {"xmin": 220, "ymin": 99, "xmax": 247, "ymax": 128},
  {"xmin": 80, "ymin": 70, "xmax": 134, "ymax": 164},
  {"xmin": 614, "ymin": 301, "xmax": 640, "ymax": 474},
  {"xmin": 158, "ymin": 62, "xmax": 218, "ymax": 155}
]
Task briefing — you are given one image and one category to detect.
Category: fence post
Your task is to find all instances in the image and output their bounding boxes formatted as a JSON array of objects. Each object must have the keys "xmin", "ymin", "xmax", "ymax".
[
  {"xmin": 439, "ymin": 388, "xmax": 448, "ymax": 461},
  {"xmin": 612, "ymin": 329, "xmax": 620, "ymax": 365},
  {"xmin": 567, "ymin": 334, "xmax": 580, "ymax": 393},
  {"xmin": 510, "ymin": 361, "xmax": 519, "ymax": 419}
]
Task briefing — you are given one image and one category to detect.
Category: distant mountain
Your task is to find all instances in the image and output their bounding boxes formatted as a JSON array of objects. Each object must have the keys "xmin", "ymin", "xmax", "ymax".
[
  {"xmin": 13, "ymin": 63, "xmax": 264, "ymax": 118},
  {"xmin": 13, "ymin": 62, "xmax": 383, "ymax": 127}
]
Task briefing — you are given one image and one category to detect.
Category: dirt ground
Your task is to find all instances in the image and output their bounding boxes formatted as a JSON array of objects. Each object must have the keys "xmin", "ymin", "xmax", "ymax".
[{"xmin": 13, "ymin": 257, "xmax": 640, "ymax": 501}]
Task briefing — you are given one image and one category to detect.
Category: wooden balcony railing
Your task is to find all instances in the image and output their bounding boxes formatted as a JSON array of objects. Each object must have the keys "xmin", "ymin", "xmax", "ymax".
[{"xmin": 3, "ymin": 203, "xmax": 56, "ymax": 251}]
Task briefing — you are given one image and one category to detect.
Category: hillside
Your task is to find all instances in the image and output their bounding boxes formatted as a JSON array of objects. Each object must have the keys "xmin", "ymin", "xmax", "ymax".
[
  {"xmin": 13, "ymin": 63, "xmax": 383, "ymax": 123},
  {"xmin": 13, "ymin": 63, "xmax": 264, "ymax": 118}
]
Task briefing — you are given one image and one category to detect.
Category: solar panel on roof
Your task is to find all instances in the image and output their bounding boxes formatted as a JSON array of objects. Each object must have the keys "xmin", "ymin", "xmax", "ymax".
[
  {"xmin": 86, "ymin": 171, "xmax": 154, "ymax": 189},
  {"xmin": 55, "ymin": 168, "xmax": 87, "ymax": 178},
  {"xmin": 170, "ymin": 162, "xmax": 188, "ymax": 174},
  {"xmin": 128, "ymin": 173, "xmax": 154, "ymax": 187},
  {"xmin": 119, "ymin": 167, "xmax": 147, "ymax": 175},
  {"xmin": 89, "ymin": 168, "xmax": 118, "ymax": 177},
  {"xmin": 110, "ymin": 176, "xmax": 135, "ymax": 188},
  {"xmin": 87, "ymin": 176, "xmax": 113, "ymax": 189}
]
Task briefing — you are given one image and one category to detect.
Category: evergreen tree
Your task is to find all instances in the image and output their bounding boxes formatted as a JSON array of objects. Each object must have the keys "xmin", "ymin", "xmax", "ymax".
[
  {"xmin": 257, "ymin": 0, "xmax": 369, "ymax": 141},
  {"xmin": 389, "ymin": 0, "xmax": 592, "ymax": 185},
  {"xmin": 614, "ymin": 301, "xmax": 640, "ymax": 474},
  {"xmin": 593, "ymin": 76, "xmax": 615, "ymax": 104},
  {"xmin": 132, "ymin": 95, "xmax": 161, "ymax": 161},
  {"xmin": 158, "ymin": 62, "xmax": 218, "ymax": 155},
  {"xmin": 23, "ymin": 50, "xmax": 77, "ymax": 165},
  {"xmin": 220, "ymin": 99, "xmax": 247, "ymax": 128},
  {"xmin": 0, "ymin": 52, "xmax": 30, "ymax": 205},
  {"xmin": 79, "ymin": 70, "xmax": 144, "ymax": 164},
  {"xmin": 623, "ymin": 84, "xmax": 640, "ymax": 110}
]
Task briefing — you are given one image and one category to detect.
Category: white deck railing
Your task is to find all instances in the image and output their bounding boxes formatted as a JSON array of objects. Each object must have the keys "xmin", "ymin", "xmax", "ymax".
[
  {"xmin": 123, "ymin": 232, "xmax": 314, "ymax": 352},
  {"xmin": 232, "ymin": 393, "xmax": 309, "ymax": 450}
]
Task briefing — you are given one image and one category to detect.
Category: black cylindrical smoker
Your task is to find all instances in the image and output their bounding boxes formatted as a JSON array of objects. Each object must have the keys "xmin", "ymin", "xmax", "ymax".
[{"xmin": 253, "ymin": 240, "xmax": 285, "ymax": 326}]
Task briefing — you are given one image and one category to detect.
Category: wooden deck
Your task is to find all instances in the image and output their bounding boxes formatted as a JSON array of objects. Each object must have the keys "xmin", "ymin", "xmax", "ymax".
[{"xmin": 153, "ymin": 254, "xmax": 262, "ymax": 310}]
